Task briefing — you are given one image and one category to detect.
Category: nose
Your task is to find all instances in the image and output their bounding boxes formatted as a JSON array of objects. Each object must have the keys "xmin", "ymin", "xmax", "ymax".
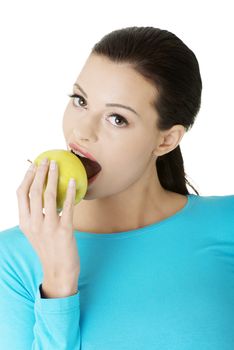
[
  {"xmin": 71, "ymin": 106, "xmax": 101, "ymax": 140},
  {"xmin": 72, "ymin": 118, "xmax": 98, "ymax": 142}
]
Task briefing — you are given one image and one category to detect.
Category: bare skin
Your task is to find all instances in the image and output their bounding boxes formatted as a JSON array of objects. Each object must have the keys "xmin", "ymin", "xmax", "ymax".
[
  {"xmin": 63, "ymin": 54, "xmax": 187, "ymax": 234},
  {"xmin": 16, "ymin": 54, "xmax": 188, "ymax": 299},
  {"xmin": 16, "ymin": 159, "xmax": 80, "ymax": 298}
]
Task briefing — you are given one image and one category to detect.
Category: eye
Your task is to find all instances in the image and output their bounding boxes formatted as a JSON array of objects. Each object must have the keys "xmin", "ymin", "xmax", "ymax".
[
  {"xmin": 107, "ymin": 114, "xmax": 129, "ymax": 128},
  {"xmin": 68, "ymin": 94, "xmax": 87, "ymax": 108},
  {"xmin": 68, "ymin": 93, "xmax": 129, "ymax": 128}
]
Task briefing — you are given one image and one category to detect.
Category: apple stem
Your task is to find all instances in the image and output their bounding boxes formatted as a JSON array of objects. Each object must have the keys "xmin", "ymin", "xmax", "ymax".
[{"xmin": 27, "ymin": 159, "xmax": 32, "ymax": 164}]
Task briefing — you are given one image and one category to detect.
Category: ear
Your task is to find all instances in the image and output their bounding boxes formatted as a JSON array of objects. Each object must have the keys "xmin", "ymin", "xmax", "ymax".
[{"xmin": 153, "ymin": 125, "xmax": 186, "ymax": 157}]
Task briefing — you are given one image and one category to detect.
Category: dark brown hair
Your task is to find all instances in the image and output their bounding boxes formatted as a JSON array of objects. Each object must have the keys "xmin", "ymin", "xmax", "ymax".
[{"xmin": 91, "ymin": 26, "xmax": 202, "ymax": 195}]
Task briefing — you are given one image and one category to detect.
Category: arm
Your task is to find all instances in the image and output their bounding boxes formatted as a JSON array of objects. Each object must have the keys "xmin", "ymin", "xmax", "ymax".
[
  {"xmin": 33, "ymin": 283, "xmax": 81, "ymax": 349},
  {"xmin": 7, "ymin": 158, "xmax": 82, "ymax": 348},
  {"xmin": 0, "ymin": 256, "xmax": 81, "ymax": 349}
]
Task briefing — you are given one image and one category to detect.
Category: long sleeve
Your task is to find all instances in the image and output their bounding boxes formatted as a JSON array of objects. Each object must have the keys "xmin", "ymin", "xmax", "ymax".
[
  {"xmin": 0, "ymin": 230, "xmax": 81, "ymax": 350},
  {"xmin": 1, "ymin": 194, "xmax": 234, "ymax": 349},
  {"xmin": 33, "ymin": 284, "xmax": 81, "ymax": 349}
]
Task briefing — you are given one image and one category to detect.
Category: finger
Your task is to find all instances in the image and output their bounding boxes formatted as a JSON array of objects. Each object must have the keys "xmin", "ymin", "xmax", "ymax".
[
  {"xmin": 44, "ymin": 160, "xmax": 59, "ymax": 223},
  {"xmin": 59, "ymin": 178, "xmax": 76, "ymax": 230},
  {"xmin": 30, "ymin": 158, "xmax": 49, "ymax": 226},
  {"xmin": 16, "ymin": 162, "xmax": 37, "ymax": 229}
]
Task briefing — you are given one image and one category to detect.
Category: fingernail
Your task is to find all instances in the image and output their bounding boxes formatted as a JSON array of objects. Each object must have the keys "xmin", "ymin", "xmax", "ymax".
[
  {"xmin": 69, "ymin": 178, "xmax": 76, "ymax": 187},
  {"xmin": 41, "ymin": 158, "xmax": 48, "ymax": 165},
  {"xmin": 28, "ymin": 163, "xmax": 36, "ymax": 171},
  {"xmin": 50, "ymin": 160, "xmax": 56, "ymax": 170}
]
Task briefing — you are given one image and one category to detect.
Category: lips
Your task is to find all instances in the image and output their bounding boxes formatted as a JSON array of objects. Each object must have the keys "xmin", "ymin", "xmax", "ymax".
[
  {"xmin": 72, "ymin": 150, "xmax": 101, "ymax": 179},
  {"xmin": 68, "ymin": 142, "xmax": 98, "ymax": 163},
  {"xmin": 68, "ymin": 142, "xmax": 102, "ymax": 179}
]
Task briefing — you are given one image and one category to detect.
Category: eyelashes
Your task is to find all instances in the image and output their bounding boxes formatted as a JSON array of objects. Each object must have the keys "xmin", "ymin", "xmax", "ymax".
[
  {"xmin": 68, "ymin": 94, "xmax": 86, "ymax": 107},
  {"xmin": 68, "ymin": 93, "xmax": 129, "ymax": 128}
]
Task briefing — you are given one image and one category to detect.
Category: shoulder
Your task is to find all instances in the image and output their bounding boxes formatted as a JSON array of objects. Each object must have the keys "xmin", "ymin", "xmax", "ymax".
[
  {"xmin": 0, "ymin": 224, "xmax": 26, "ymax": 245},
  {"xmin": 0, "ymin": 225, "xmax": 26, "ymax": 259},
  {"xmin": 0, "ymin": 225, "xmax": 37, "ymax": 260},
  {"xmin": 192, "ymin": 194, "xmax": 234, "ymax": 238},
  {"xmin": 194, "ymin": 193, "xmax": 234, "ymax": 215}
]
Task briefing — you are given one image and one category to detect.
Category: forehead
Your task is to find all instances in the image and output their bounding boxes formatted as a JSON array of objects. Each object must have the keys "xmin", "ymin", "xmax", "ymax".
[{"xmin": 76, "ymin": 54, "xmax": 157, "ymax": 104}]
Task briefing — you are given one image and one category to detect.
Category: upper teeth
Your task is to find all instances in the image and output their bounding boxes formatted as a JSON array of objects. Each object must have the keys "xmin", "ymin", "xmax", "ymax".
[{"xmin": 71, "ymin": 148, "xmax": 86, "ymax": 158}]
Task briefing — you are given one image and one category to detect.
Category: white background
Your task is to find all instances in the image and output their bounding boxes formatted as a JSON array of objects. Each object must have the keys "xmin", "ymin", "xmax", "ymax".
[{"xmin": 0, "ymin": 0, "xmax": 233, "ymax": 231}]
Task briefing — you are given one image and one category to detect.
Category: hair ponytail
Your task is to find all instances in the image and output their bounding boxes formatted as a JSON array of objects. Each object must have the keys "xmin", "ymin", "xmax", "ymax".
[{"xmin": 157, "ymin": 146, "xmax": 199, "ymax": 195}]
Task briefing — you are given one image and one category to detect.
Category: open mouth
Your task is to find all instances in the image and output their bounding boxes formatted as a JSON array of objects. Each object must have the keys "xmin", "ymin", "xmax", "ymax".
[{"xmin": 71, "ymin": 150, "xmax": 102, "ymax": 180}]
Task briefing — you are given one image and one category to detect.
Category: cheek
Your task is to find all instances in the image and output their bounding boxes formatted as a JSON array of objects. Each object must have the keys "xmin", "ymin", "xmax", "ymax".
[
  {"xmin": 62, "ymin": 110, "xmax": 75, "ymax": 136},
  {"xmin": 62, "ymin": 109, "xmax": 68, "ymax": 130},
  {"xmin": 62, "ymin": 118, "xmax": 69, "ymax": 139},
  {"xmin": 105, "ymin": 153, "xmax": 142, "ymax": 177}
]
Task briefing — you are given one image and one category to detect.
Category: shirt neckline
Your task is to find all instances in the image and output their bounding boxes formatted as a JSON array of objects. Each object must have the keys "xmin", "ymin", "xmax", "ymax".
[{"xmin": 74, "ymin": 193, "xmax": 197, "ymax": 240}]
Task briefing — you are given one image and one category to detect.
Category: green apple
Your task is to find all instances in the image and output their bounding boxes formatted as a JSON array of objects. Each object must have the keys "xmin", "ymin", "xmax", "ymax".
[{"xmin": 33, "ymin": 149, "xmax": 88, "ymax": 211}]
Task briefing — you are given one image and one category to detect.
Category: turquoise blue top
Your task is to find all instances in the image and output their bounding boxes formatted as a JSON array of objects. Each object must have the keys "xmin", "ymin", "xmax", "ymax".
[{"xmin": 0, "ymin": 193, "xmax": 234, "ymax": 349}]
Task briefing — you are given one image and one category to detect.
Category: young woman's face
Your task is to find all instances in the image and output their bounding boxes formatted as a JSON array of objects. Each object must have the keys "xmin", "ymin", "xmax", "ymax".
[{"xmin": 62, "ymin": 54, "xmax": 161, "ymax": 199}]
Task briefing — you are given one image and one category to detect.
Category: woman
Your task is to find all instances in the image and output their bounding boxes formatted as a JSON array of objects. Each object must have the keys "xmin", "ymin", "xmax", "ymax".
[{"xmin": 0, "ymin": 26, "xmax": 234, "ymax": 349}]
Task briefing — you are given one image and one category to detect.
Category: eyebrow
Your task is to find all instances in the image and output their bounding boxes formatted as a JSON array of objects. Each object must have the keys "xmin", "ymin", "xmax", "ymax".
[{"xmin": 73, "ymin": 83, "xmax": 141, "ymax": 118}]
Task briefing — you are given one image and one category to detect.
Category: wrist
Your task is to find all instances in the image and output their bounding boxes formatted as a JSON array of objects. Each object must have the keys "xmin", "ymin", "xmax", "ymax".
[{"xmin": 41, "ymin": 278, "xmax": 79, "ymax": 298}]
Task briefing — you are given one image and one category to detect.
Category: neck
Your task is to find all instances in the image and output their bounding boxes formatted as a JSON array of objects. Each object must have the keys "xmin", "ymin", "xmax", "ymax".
[{"xmin": 72, "ymin": 168, "xmax": 177, "ymax": 234}]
